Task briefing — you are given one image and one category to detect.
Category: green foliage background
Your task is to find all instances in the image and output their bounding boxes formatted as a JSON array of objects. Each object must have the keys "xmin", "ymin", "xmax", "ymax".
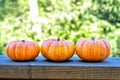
[{"xmin": 0, "ymin": 0, "xmax": 120, "ymax": 57}]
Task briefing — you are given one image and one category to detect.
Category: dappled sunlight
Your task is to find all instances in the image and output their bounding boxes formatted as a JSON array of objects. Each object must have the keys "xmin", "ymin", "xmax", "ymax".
[{"xmin": 0, "ymin": 0, "xmax": 120, "ymax": 57}]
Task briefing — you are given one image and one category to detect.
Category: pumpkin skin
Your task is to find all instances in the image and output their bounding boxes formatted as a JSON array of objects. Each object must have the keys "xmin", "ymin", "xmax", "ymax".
[
  {"xmin": 6, "ymin": 40, "xmax": 40, "ymax": 61},
  {"xmin": 75, "ymin": 38, "xmax": 111, "ymax": 61},
  {"xmin": 41, "ymin": 38, "xmax": 75, "ymax": 61}
]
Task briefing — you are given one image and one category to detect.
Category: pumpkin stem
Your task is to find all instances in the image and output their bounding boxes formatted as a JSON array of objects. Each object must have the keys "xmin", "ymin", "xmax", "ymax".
[
  {"xmin": 22, "ymin": 40, "xmax": 25, "ymax": 43},
  {"xmin": 57, "ymin": 38, "xmax": 60, "ymax": 41},
  {"xmin": 91, "ymin": 37, "xmax": 95, "ymax": 41}
]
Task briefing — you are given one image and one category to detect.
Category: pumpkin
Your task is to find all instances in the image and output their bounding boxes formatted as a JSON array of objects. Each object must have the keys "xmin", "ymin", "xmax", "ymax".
[
  {"xmin": 41, "ymin": 38, "xmax": 75, "ymax": 61},
  {"xmin": 6, "ymin": 40, "xmax": 40, "ymax": 61},
  {"xmin": 75, "ymin": 38, "xmax": 111, "ymax": 61}
]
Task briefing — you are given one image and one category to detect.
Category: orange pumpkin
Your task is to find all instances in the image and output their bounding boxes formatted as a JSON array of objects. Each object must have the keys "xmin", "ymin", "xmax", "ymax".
[
  {"xmin": 41, "ymin": 38, "xmax": 75, "ymax": 61},
  {"xmin": 75, "ymin": 38, "xmax": 111, "ymax": 61},
  {"xmin": 6, "ymin": 40, "xmax": 40, "ymax": 61}
]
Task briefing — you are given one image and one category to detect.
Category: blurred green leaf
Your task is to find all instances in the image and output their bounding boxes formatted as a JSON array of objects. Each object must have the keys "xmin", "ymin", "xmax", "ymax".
[{"xmin": 0, "ymin": 0, "xmax": 120, "ymax": 57}]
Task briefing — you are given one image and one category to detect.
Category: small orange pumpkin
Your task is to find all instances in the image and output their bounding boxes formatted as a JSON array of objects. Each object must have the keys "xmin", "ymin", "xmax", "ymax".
[
  {"xmin": 6, "ymin": 40, "xmax": 40, "ymax": 61},
  {"xmin": 41, "ymin": 38, "xmax": 75, "ymax": 61},
  {"xmin": 75, "ymin": 38, "xmax": 111, "ymax": 61}
]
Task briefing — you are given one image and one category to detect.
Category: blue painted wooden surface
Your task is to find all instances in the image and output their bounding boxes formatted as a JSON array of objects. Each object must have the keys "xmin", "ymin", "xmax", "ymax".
[
  {"xmin": 0, "ymin": 55, "xmax": 120, "ymax": 80},
  {"xmin": 0, "ymin": 55, "xmax": 120, "ymax": 67}
]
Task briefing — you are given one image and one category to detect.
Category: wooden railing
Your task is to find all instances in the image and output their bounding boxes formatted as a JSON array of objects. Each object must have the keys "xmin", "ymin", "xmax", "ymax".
[{"xmin": 0, "ymin": 55, "xmax": 120, "ymax": 80}]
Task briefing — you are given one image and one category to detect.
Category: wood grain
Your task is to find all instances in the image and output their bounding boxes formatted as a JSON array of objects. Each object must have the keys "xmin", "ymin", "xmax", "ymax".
[{"xmin": 0, "ymin": 55, "xmax": 120, "ymax": 80}]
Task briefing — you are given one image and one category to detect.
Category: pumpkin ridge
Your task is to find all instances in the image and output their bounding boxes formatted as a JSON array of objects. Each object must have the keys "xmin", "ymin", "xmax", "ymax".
[
  {"xmin": 98, "ymin": 40, "xmax": 107, "ymax": 61},
  {"xmin": 76, "ymin": 39, "xmax": 86, "ymax": 59},
  {"xmin": 27, "ymin": 42, "xmax": 35, "ymax": 60},
  {"xmin": 22, "ymin": 43, "xmax": 26, "ymax": 60},
  {"xmin": 91, "ymin": 40, "xmax": 94, "ymax": 61},
  {"xmin": 94, "ymin": 41, "xmax": 101, "ymax": 61},
  {"xmin": 11, "ymin": 42, "xmax": 17, "ymax": 60},
  {"xmin": 83, "ymin": 40, "xmax": 92, "ymax": 61},
  {"xmin": 16, "ymin": 42, "xmax": 24, "ymax": 60},
  {"xmin": 65, "ymin": 40, "xmax": 74, "ymax": 59},
  {"xmin": 81, "ymin": 39, "xmax": 90, "ymax": 60},
  {"xmin": 6, "ymin": 43, "xmax": 10, "ymax": 58},
  {"xmin": 48, "ymin": 41, "xmax": 57, "ymax": 61},
  {"xmin": 15, "ymin": 42, "xmax": 19, "ymax": 60},
  {"xmin": 101, "ymin": 39, "xmax": 110, "ymax": 58},
  {"xmin": 61, "ymin": 41, "xmax": 69, "ymax": 60},
  {"xmin": 41, "ymin": 40, "xmax": 52, "ymax": 60},
  {"xmin": 47, "ymin": 41, "xmax": 55, "ymax": 60},
  {"xmin": 25, "ymin": 43, "xmax": 30, "ymax": 60},
  {"xmin": 85, "ymin": 40, "xmax": 94, "ymax": 61},
  {"xmin": 58, "ymin": 40, "xmax": 60, "ymax": 61},
  {"xmin": 64, "ymin": 41, "xmax": 70, "ymax": 57}
]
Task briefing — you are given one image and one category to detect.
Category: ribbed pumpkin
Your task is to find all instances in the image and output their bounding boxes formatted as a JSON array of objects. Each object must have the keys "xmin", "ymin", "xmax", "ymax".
[
  {"xmin": 6, "ymin": 40, "xmax": 40, "ymax": 61},
  {"xmin": 75, "ymin": 38, "xmax": 111, "ymax": 61},
  {"xmin": 41, "ymin": 38, "xmax": 75, "ymax": 61}
]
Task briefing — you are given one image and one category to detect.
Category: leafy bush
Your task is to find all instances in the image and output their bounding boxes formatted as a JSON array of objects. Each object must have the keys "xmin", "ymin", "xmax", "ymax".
[{"xmin": 0, "ymin": 0, "xmax": 120, "ymax": 57}]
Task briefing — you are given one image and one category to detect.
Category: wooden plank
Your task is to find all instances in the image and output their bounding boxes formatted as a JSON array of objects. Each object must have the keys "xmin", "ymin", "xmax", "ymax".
[
  {"xmin": 0, "ymin": 55, "xmax": 120, "ymax": 79},
  {"xmin": 31, "ymin": 66, "xmax": 120, "ymax": 80},
  {"xmin": 0, "ymin": 65, "xmax": 31, "ymax": 79}
]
